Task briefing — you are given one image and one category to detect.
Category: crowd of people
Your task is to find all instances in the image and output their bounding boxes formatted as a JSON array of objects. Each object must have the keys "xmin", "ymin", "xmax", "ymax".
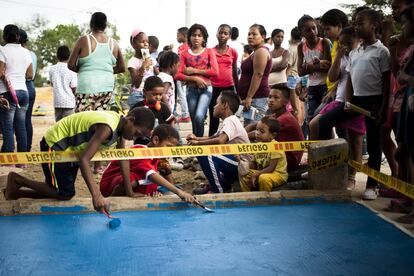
[{"xmin": 1, "ymin": 2, "xmax": 414, "ymax": 223}]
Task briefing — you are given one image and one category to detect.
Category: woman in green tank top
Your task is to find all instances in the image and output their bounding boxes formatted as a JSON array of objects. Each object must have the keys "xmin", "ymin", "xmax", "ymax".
[
  {"xmin": 68, "ymin": 12, "xmax": 125, "ymax": 112},
  {"xmin": 68, "ymin": 12, "xmax": 125, "ymax": 174}
]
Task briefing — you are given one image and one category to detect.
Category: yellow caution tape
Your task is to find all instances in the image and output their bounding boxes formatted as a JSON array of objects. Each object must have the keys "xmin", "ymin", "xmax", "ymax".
[
  {"xmin": 0, "ymin": 141, "xmax": 316, "ymax": 165},
  {"xmin": 348, "ymin": 159, "xmax": 414, "ymax": 200}
]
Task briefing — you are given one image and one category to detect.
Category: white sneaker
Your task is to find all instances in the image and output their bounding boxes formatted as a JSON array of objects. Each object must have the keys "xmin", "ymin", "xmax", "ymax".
[
  {"xmin": 170, "ymin": 160, "xmax": 184, "ymax": 171},
  {"xmin": 362, "ymin": 188, "xmax": 378, "ymax": 200}
]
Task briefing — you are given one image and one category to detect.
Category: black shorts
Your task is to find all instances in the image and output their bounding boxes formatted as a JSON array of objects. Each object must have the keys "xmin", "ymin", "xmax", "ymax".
[{"xmin": 40, "ymin": 138, "xmax": 79, "ymax": 198}]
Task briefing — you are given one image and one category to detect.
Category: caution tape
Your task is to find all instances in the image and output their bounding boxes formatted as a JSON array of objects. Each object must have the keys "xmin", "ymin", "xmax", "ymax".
[
  {"xmin": 0, "ymin": 141, "xmax": 316, "ymax": 165},
  {"xmin": 348, "ymin": 159, "xmax": 414, "ymax": 200}
]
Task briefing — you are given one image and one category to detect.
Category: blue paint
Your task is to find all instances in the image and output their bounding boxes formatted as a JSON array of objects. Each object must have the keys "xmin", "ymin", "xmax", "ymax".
[
  {"xmin": 1, "ymin": 203, "xmax": 414, "ymax": 275},
  {"xmin": 40, "ymin": 205, "xmax": 87, "ymax": 213}
]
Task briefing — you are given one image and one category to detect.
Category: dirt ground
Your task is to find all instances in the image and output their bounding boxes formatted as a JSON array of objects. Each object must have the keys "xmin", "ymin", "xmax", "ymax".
[{"xmin": 3, "ymin": 87, "xmax": 202, "ymax": 197}]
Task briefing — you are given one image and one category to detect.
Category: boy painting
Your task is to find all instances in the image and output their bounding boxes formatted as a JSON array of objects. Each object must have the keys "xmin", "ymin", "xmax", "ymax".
[
  {"xmin": 100, "ymin": 124, "xmax": 194, "ymax": 202},
  {"xmin": 5, "ymin": 107, "xmax": 155, "ymax": 213}
]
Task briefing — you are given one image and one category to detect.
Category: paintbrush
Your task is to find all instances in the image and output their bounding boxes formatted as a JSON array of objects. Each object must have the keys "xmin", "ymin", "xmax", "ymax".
[{"xmin": 193, "ymin": 199, "xmax": 214, "ymax": 212}]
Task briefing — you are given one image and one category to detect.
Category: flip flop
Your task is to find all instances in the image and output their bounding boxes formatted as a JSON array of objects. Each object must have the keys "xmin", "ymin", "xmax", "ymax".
[{"xmin": 397, "ymin": 213, "xmax": 414, "ymax": 224}]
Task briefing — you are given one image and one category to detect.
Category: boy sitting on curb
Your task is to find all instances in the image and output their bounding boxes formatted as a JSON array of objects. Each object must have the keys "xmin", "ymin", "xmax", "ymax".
[
  {"xmin": 187, "ymin": 90, "xmax": 250, "ymax": 194},
  {"xmin": 240, "ymin": 116, "xmax": 288, "ymax": 192}
]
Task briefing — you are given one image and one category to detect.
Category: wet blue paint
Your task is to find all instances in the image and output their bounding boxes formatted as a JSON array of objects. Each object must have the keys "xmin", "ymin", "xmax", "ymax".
[
  {"xmin": 1, "ymin": 203, "xmax": 414, "ymax": 275},
  {"xmin": 40, "ymin": 205, "xmax": 87, "ymax": 213}
]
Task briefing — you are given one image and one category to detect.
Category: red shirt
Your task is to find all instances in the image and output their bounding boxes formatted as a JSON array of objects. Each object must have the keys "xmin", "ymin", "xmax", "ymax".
[
  {"xmin": 178, "ymin": 43, "xmax": 189, "ymax": 56},
  {"xmin": 275, "ymin": 111, "xmax": 304, "ymax": 171},
  {"xmin": 211, "ymin": 46, "xmax": 238, "ymax": 87},
  {"xmin": 100, "ymin": 145, "xmax": 159, "ymax": 197},
  {"xmin": 174, "ymin": 48, "xmax": 219, "ymax": 84}
]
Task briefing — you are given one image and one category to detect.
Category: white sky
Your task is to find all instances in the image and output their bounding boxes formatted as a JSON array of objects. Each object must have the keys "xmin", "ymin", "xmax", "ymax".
[{"xmin": 0, "ymin": 0, "xmax": 364, "ymax": 50}]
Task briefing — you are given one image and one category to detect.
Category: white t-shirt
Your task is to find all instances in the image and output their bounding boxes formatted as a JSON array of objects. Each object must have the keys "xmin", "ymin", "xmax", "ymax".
[
  {"xmin": 127, "ymin": 56, "xmax": 157, "ymax": 93},
  {"xmin": 335, "ymin": 55, "xmax": 350, "ymax": 102},
  {"xmin": 216, "ymin": 115, "xmax": 249, "ymax": 144},
  {"xmin": 49, "ymin": 62, "xmax": 78, "ymax": 108},
  {"xmin": 227, "ymin": 40, "xmax": 244, "ymax": 69},
  {"xmin": 158, "ymin": 72, "xmax": 175, "ymax": 111},
  {"xmin": 346, "ymin": 40, "xmax": 390, "ymax": 96},
  {"xmin": 0, "ymin": 43, "xmax": 32, "ymax": 92}
]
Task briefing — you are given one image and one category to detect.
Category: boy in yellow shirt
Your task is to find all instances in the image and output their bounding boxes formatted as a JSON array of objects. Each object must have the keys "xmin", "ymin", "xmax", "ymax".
[{"xmin": 240, "ymin": 116, "xmax": 288, "ymax": 192}]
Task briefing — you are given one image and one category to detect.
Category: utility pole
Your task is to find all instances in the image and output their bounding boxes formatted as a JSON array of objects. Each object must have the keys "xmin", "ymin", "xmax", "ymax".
[{"xmin": 185, "ymin": 0, "xmax": 191, "ymax": 27}]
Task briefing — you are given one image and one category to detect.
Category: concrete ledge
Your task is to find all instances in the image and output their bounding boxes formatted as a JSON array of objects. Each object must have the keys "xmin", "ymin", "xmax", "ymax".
[{"xmin": 0, "ymin": 190, "xmax": 352, "ymax": 216}]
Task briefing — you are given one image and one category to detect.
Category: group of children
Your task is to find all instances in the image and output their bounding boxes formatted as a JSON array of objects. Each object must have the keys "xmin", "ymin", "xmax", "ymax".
[{"xmin": 2, "ymin": 4, "xmax": 414, "ymax": 224}]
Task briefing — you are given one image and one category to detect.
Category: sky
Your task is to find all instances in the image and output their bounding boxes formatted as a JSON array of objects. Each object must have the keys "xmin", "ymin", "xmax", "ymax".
[{"xmin": 0, "ymin": 0, "xmax": 364, "ymax": 50}]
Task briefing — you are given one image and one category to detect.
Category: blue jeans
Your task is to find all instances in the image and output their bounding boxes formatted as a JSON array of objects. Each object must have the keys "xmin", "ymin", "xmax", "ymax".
[
  {"xmin": 197, "ymin": 154, "xmax": 239, "ymax": 193},
  {"xmin": 127, "ymin": 91, "xmax": 144, "ymax": 108},
  {"xmin": 25, "ymin": 80, "xmax": 36, "ymax": 151},
  {"xmin": 175, "ymin": 80, "xmax": 189, "ymax": 117},
  {"xmin": 186, "ymin": 86, "xmax": 212, "ymax": 137},
  {"xmin": 243, "ymin": 97, "xmax": 268, "ymax": 126},
  {"xmin": 0, "ymin": 90, "xmax": 29, "ymax": 152}
]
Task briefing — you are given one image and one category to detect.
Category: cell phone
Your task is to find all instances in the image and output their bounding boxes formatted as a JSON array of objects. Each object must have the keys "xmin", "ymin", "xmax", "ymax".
[
  {"xmin": 243, "ymin": 107, "xmax": 257, "ymax": 121},
  {"xmin": 141, "ymin": 48, "xmax": 150, "ymax": 59}
]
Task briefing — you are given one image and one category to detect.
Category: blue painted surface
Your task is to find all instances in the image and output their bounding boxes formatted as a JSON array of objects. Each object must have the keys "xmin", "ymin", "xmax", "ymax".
[
  {"xmin": 1, "ymin": 203, "xmax": 414, "ymax": 275},
  {"xmin": 40, "ymin": 205, "xmax": 87, "ymax": 213}
]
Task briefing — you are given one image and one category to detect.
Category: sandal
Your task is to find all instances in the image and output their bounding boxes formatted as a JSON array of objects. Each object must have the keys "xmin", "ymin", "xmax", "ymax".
[
  {"xmin": 383, "ymin": 198, "xmax": 413, "ymax": 214},
  {"xmin": 397, "ymin": 212, "xmax": 414, "ymax": 224}
]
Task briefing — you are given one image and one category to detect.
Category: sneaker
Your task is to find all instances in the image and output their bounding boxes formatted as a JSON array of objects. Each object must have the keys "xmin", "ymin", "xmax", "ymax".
[
  {"xmin": 362, "ymin": 188, "xmax": 378, "ymax": 200},
  {"xmin": 171, "ymin": 159, "xmax": 184, "ymax": 171},
  {"xmin": 362, "ymin": 154, "xmax": 369, "ymax": 160},
  {"xmin": 178, "ymin": 116, "xmax": 191, "ymax": 123}
]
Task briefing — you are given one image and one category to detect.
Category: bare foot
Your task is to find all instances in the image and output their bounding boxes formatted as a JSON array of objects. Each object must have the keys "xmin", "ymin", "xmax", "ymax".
[{"xmin": 5, "ymin": 172, "xmax": 20, "ymax": 200}]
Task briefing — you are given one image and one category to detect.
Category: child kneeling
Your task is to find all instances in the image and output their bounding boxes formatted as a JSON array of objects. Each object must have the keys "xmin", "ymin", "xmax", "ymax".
[
  {"xmin": 100, "ymin": 124, "xmax": 194, "ymax": 203},
  {"xmin": 240, "ymin": 116, "xmax": 288, "ymax": 192}
]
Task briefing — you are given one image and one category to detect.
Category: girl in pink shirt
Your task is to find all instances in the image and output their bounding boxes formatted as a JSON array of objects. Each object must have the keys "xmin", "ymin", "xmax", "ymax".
[
  {"xmin": 175, "ymin": 23, "xmax": 219, "ymax": 137},
  {"xmin": 209, "ymin": 24, "xmax": 239, "ymax": 136}
]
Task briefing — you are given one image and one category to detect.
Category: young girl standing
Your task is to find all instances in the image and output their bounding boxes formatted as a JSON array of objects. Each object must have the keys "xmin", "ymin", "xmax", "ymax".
[
  {"xmin": 127, "ymin": 29, "xmax": 157, "ymax": 108},
  {"xmin": 175, "ymin": 23, "xmax": 219, "ymax": 137},
  {"xmin": 209, "ymin": 24, "xmax": 239, "ymax": 136},
  {"xmin": 157, "ymin": 51, "xmax": 180, "ymax": 112},
  {"xmin": 297, "ymin": 15, "xmax": 331, "ymax": 127},
  {"xmin": 318, "ymin": 9, "xmax": 391, "ymax": 200}
]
